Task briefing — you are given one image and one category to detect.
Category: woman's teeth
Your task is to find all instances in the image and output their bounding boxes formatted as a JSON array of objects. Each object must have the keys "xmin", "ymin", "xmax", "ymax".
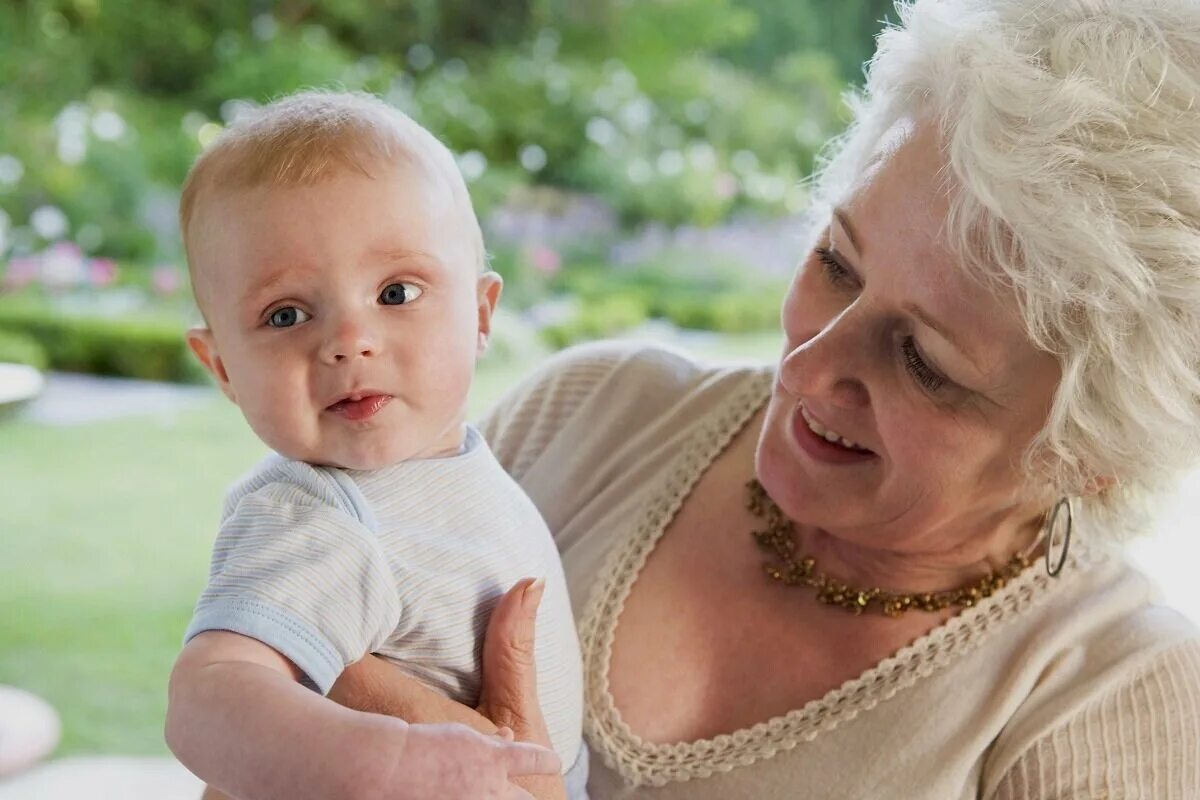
[{"xmin": 800, "ymin": 404, "xmax": 869, "ymax": 452}]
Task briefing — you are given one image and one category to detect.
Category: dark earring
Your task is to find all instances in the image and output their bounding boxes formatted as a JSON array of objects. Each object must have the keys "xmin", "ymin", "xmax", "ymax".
[{"xmin": 1044, "ymin": 497, "xmax": 1073, "ymax": 578}]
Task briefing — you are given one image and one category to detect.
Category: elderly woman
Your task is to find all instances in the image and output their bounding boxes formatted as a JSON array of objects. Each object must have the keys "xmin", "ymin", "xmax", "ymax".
[{"xmin": 323, "ymin": 0, "xmax": 1200, "ymax": 797}]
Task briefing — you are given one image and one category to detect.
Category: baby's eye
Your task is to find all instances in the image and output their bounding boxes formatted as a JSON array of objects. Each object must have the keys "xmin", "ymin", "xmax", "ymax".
[
  {"xmin": 379, "ymin": 282, "xmax": 423, "ymax": 306},
  {"xmin": 267, "ymin": 306, "xmax": 311, "ymax": 328}
]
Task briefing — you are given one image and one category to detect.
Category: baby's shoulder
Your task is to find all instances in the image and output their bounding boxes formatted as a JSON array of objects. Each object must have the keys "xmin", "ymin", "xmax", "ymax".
[{"xmin": 221, "ymin": 455, "xmax": 374, "ymax": 530}]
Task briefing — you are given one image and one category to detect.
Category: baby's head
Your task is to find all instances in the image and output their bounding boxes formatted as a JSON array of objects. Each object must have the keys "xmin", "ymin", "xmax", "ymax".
[{"xmin": 181, "ymin": 90, "xmax": 501, "ymax": 469}]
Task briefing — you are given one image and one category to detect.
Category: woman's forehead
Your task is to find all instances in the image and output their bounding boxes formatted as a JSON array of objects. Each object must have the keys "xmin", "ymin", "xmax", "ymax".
[{"xmin": 835, "ymin": 127, "xmax": 1048, "ymax": 383}]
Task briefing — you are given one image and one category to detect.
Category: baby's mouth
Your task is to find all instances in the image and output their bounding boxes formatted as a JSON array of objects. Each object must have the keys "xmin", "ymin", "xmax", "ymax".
[{"xmin": 326, "ymin": 394, "xmax": 391, "ymax": 421}]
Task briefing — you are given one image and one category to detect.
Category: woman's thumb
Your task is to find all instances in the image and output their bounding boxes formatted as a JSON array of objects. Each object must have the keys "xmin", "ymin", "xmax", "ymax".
[{"xmin": 477, "ymin": 577, "xmax": 547, "ymax": 741}]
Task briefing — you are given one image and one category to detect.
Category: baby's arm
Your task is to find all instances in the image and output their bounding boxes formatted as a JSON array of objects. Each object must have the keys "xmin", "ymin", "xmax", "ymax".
[
  {"xmin": 191, "ymin": 660, "xmax": 501, "ymax": 800},
  {"xmin": 168, "ymin": 631, "xmax": 559, "ymax": 800},
  {"xmin": 329, "ymin": 653, "xmax": 501, "ymax": 733},
  {"xmin": 166, "ymin": 629, "xmax": 409, "ymax": 798}
]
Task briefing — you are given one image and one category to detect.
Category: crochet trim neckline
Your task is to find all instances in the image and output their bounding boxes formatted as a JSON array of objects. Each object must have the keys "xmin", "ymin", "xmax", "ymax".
[{"xmin": 578, "ymin": 366, "xmax": 1094, "ymax": 788}]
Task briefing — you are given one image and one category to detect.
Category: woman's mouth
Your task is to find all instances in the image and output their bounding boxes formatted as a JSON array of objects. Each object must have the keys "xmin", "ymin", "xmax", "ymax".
[
  {"xmin": 326, "ymin": 394, "xmax": 391, "ymax": 421},
  {"xmin": 799, "ymin": 403, "xmax": 871, "ymax": 451},
  {"xmin": 791, "ymin": 402, "xmax": 876, "ymax": 464}
]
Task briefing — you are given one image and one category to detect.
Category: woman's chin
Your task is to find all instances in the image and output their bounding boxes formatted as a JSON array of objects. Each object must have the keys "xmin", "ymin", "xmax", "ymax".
[{"xmin": 755, "ymin": 410, "xmax": 878, "ymax": 523}]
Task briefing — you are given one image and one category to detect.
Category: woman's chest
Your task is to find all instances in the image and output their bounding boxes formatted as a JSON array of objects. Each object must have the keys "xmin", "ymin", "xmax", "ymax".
[
  {"xmin": 597, "ymin": 471, "xmax": 918, "ymax": 744},
  {"xmin": 591, "ymin": 542, "xmax": 1013, "ymax": 798},
  {"xmin": 603, "ymin": 551, "xmax": 836, "ymax": 743}
]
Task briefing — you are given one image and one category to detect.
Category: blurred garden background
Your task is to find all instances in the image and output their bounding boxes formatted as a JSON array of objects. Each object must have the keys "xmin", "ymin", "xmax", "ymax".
[{"xmin": 0, "ymin": 0, "xmax": 1196, "ymax": 794}]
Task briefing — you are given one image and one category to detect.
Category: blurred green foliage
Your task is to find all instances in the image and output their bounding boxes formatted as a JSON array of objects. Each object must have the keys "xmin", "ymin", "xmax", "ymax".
[
  {"xmin": 0, "ymin": 329, "xmax": 49, "ymax": 370},
  {"xmin": 0, "ymin": 0, "xmax": 894, "ymax": 264},
  {"xmin": 0, "ymin": 298, "xmax": 203, "ymax": 381},
  {"xmin": 538, "ymin": 258, "xmax": 787, "ymax": 346}
]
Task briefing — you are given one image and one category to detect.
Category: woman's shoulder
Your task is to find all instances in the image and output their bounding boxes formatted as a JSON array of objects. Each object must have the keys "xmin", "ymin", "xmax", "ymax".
[
  {"xmin": 478, "ymin": 339, "xmax": 770, "ymax": 479},
  {"xmin": 486, "ymin": 338, "xmax": 754, "ymax": 410},
  {"xmin": 981, "ymin": 550, "xmax": 1200, "ymax": 798},
  {"xmin": 1020, "ymin": 549, "xmax": 1199, "ymax": 705}
]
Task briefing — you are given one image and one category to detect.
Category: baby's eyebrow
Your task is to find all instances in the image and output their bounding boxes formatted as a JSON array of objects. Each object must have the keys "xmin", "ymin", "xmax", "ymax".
[
  {"xmin": 240, "ymin": 266, "xmax": 298, "ymax": 309},
  {"xmin": 232, "ymin": 263, "xmax": 300, "ymax": 311},
  {"xmin": 372, "ymin": 247, "xmax": 444, "ymax": 268}
]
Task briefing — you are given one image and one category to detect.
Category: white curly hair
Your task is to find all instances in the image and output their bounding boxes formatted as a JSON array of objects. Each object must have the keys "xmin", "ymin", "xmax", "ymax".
[{"xmin": 811, "ymin": 0, "xmax": 1200, "ymax": 539}]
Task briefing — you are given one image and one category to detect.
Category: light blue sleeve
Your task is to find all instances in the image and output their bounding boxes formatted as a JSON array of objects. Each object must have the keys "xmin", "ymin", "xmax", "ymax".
[{"xmin": 184, "ymin": 480, "xmax": 400, "ymax": 694}]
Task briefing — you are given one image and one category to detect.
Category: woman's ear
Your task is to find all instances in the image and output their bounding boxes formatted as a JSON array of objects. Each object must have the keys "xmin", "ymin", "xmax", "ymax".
[
  {"xmin": 475, "ymin": 271, "xmax": 504, "ymax": 355},
  {"xmin": 1081, "ymin": 475, "xmax": 1115, "ymax": 496},
  {"xmin": 186, "ymin": 327, "xmax": 236, "ymax": 403}
]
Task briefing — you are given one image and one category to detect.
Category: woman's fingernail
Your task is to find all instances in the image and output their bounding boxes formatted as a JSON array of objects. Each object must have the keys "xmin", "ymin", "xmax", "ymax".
[{"xmin": 523, "ymin": 577, "xmax": 546, "ymax": 607}]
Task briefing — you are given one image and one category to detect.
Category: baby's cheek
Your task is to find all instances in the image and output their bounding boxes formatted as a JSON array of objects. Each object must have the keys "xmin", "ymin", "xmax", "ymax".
[
  {"xmin": 418, "ymin": 332, "xmax": 477, "ymax": 400},
  {"xmin": 248, "ymin": 406, "xmax": 301, "ymax": 458},
  {"xmin": 240, "ymin": 376, "xmax": 311, "ymax": 458}
]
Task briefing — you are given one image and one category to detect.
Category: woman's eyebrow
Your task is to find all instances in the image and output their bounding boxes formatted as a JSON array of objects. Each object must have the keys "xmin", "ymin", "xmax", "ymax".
[
  {"xmin": 833, "ymin": 206, "xmax": 989, "ymax": 375},
  {"xmin": 833, "ymin": 208, "xmax": 861, "ymax": 252},
  {"xmin": 902, "ymin": 300, "xmax": 986, "ymax": 372}
]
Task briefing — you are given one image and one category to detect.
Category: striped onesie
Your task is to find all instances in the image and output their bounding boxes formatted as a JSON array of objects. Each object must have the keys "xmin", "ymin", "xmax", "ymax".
[{"xmin": 184, "ymin": 425, "xmax": 587, "ymax": 792}]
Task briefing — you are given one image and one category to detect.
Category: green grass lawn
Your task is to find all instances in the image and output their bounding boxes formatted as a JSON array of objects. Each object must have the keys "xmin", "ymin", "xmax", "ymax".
[{"xmin": 0, "ymin": 333, "xmax": 778, "ymax": 756}]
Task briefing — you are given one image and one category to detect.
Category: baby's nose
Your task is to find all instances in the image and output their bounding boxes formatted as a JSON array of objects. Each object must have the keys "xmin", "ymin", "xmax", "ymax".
[{"xmin": 320, "ymin": 320, "xmax": 378, "ymax": 364}]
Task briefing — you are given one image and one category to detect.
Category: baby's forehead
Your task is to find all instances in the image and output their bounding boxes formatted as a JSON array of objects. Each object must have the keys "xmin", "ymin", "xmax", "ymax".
[
  {"xmin": 194, "ymin": 158, "xmax": 474, "ymax": 246},
  {"xmin": 189, "ymin": 172, "xmax": 480, "ymax": 300}
]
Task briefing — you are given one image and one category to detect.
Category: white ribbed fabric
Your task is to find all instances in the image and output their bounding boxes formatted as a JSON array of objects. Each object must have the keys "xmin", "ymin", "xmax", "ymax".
[
  {"xmin": 478, "ymin": 340, "xmax": 1200, "ymax": 799},
  {"xmin": 990, "ymin": 638, "xmax": 1200, "ymax": 799},
  {"xmin": 184, "ymin": 425, "xmax": 584, "ymax": 773}
]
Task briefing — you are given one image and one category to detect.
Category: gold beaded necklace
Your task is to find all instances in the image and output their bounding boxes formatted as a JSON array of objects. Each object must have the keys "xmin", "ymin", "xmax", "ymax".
[{"xmin": 746, "ymin": 479, "xmax": 1035, "ymax": 618}]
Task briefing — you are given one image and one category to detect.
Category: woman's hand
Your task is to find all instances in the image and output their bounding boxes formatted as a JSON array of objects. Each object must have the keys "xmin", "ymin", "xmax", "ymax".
[
  {"xmin": 327, "ymin": 577, "xmax": 566, "ymax": 800},
  {"xmin": 476, "ymin": 578, "xmax": 553, "ymax": 748},
  {"xmin": 377, "ymin": 721, "xmax": 560, "ymax": 800},
  {"xmin": 476, "ymin": 577, "xmax": 566, "ymax": 800}
]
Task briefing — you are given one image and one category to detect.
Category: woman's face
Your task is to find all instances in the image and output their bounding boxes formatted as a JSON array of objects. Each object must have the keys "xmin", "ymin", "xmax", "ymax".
[{"xmin": 757, "ymin": 123, "xmax": 1062, "ymax": 560}]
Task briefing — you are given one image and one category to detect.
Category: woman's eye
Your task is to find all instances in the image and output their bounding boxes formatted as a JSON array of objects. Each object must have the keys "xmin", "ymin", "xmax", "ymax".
[
  {"xmin": 379, "ymin": 282, "xmax": 423, "ymax": 306},
  {"xmin": 814, "ymin": 247, "xmax": 857, "ymax": 289},
  {"xmin": 267, "ymin": 306, "xmax": 311, "ymax": 328},
  {"xmin": 901, "ymin": 336, "xmax": 948, "ymax": 393}
]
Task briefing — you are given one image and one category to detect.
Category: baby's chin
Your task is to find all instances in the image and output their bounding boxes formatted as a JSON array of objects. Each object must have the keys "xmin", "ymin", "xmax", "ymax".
[
  {"xmin": 270, "ymin": 436, "xmax": 459, "ymax": 471},
  {"xmin": 250, "ymin": 411, "xmax": 468, "ymax": 469},
  {"xmin": 282, "ymin": 443, "xmax": 406, "ymax": 471},
  {"xmin": 247, "ymin": 429, "xmax": 382, "ymax": 469}
]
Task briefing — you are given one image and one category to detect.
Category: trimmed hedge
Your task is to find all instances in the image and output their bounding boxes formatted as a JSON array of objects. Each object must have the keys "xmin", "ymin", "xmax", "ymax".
[
  {"xmin": 654, "ymin": 292, "xmax": 781, "ymax": 333},
  {"xmin": 0, "ymin": 305, "xmax": 203, "ymax": 383},
  {"xmin": 539, "ymin": 293, "xmax": 651, "ymax": 350},
  {"xmin": 549, "ymin": 262, "xmax": 787, "ymax": 335},
  {"xmin": 0, "ymin": 329, "xmax": 49, "ymax": 370}
]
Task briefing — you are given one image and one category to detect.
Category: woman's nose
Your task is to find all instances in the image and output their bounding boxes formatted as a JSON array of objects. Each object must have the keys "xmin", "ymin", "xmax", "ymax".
[
  {"xmin": 779, "ymin": 320, "xmax": 870, "ymax": 409},
  {"xmin": 319, "ymin": 317, "xmax": 379, "ymax": 365}
]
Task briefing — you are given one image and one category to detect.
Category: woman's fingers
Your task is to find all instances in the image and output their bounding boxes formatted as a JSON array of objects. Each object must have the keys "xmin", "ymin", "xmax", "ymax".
[
  {"xmin": 493, "ymin": 737, "xmax": 562, "ymax": 777},
  {"xmin": 385, "ymin": 722, "xmax": 558, "ymax": 800},
  {"xmin": 477, "ymin": 577, "xmax": 548, "ymax": 743}
]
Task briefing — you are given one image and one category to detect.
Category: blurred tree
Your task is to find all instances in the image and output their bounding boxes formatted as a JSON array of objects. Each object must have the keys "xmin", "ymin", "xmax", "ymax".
[
  {"xmin": 0, "ymin": 0, "xmax": 893, "ymax": 263},
  {"xmin": 723, "ymin": 0, "xmax": 897, "ymax": 80}
]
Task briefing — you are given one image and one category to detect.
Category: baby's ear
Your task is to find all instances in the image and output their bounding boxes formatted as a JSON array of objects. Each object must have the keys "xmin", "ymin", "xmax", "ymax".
[
  {"xmin": 186, "ymin": 327, "xmax": 236, "ymax": 402},
  {"xmin": 475, "ymin": 271, "xmax": 504, "ymax": 355}
]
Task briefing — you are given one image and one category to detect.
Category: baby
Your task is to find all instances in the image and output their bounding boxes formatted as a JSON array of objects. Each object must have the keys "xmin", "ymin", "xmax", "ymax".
[{"xmin": 165, "ymin": 91, "xmax": 585, "ymax": 800}]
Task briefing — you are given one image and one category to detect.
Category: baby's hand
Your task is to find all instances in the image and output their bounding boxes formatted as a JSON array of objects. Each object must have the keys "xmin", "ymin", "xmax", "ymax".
[{"xmin": 380, "ymin": 722, "xmax": 559, "ymax": 800}]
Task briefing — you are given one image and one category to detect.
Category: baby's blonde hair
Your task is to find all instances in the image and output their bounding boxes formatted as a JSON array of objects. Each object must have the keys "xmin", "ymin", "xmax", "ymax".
[{"xmin": 180, "ymin": 90, "xmax": 484, "ymax": 308}]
